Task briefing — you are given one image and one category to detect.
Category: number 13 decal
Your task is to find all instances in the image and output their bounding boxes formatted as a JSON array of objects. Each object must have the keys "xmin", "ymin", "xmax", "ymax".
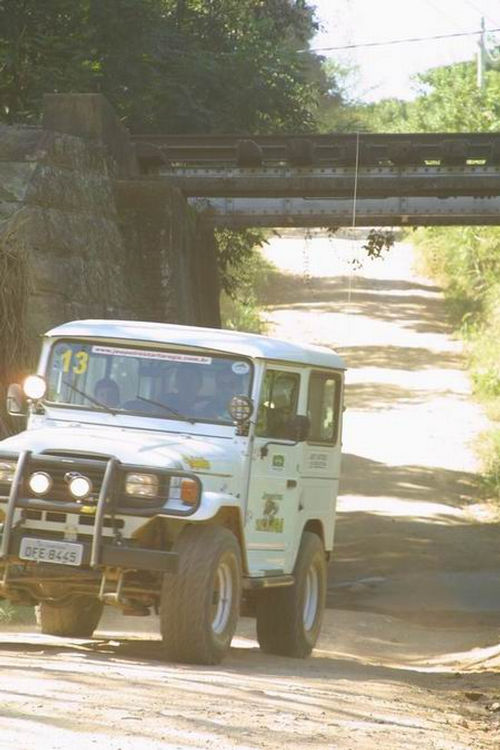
[{"xmin": 61, "ymin": 349, "xmax": 89, "ymax": 375}]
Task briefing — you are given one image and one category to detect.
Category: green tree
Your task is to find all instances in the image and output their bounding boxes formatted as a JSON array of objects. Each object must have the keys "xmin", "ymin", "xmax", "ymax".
[
  {"xmin": 0, "ymin": 0, "xmax": 339, "ymax": 134},
  {"xmin": 358, "ymin": 59, "xmax": 500, "ymax": 135},
  {"xmin": 407, "ymin": 61, "xmax": 500, "ymax": 132}
]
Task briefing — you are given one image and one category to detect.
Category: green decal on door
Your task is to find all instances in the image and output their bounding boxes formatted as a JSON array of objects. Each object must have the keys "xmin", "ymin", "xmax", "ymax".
[{"xmin": 271, "ymin": 454, "xmax": 285, "ymax": 471}]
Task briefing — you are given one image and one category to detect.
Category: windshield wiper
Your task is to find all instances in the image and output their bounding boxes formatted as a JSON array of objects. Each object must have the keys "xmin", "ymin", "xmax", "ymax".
[
  {"xmin": 62, "ymin": 380, "xmax": 119, "ymax": 416},
  {"xmin": 136, "ymin": 396, "xmax": 196, "ymax": 424}
]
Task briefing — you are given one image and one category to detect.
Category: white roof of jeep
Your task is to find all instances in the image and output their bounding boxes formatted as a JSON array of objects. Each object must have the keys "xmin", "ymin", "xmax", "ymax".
[{"xmin": 45, "ymin": 320, "xmax": 346, "ymax": 370}]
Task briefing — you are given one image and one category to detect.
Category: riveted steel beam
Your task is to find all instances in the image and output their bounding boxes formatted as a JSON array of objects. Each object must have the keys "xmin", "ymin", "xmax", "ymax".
[
  {"xmin": 189, "ymin": 195, "xmax": 500, "ymax": 227},
  {"xmin": 160, "ymin": 165, "xmax": 500, "ymax": 198}
]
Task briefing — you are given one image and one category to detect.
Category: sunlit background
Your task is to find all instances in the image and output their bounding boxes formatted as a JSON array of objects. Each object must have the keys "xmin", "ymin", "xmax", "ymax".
[{"xmin": 312, "ymin": 0, "xmax": 500, "ymax": 100}]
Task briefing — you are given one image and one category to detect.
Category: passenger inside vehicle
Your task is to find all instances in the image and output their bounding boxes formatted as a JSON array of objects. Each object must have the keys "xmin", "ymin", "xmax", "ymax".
[
  {"xmin": 212, "ymin": 368, "xmax": 243, "ymax": 418},
  {"xmin": 94, "ymin": 377, "xmax": 120, "ymax": 408}
]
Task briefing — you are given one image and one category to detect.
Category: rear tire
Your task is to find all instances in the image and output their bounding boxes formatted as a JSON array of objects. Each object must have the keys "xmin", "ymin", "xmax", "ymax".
[
  {"xmin": 160, "ymin": 525, "xmax": 242, "ymax": 664},
  {"xmin": 256, "ymin": 531, "xmax": 326, "ymax": 657},
  {"xmin": 36, "ymin": 596, "xmax": 103, "ymax": 637}
]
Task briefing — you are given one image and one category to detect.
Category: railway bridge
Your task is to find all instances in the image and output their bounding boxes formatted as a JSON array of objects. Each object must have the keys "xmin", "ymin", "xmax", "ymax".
[{"xmin": 132, "ymin": 132, "xmax": 500, "ymax": 227}]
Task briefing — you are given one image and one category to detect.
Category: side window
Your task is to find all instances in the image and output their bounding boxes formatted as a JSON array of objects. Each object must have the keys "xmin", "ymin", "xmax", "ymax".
[
  {"xmin": 256, "ymin": 370, "xmax": 300, "ymax": 438},
  {"xmin": 307, "ymin": 371, "xmax": 341, "ymax": 444}
]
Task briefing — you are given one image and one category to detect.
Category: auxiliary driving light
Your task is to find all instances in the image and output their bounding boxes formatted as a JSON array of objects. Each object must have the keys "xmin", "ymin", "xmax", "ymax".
[
  {"xmin": 228, "ymin": 395, "xmax": 253, "ymax": 424},
  {"xmin": 68, "ymin": 475, "xmax": 92, "ymax": 499},
  {"xmin": 28, "ymin": 471, "xmax": 52, "ymax": 496},
  {"xmin": 23, "ymin": 375, "xmax": 47, "ymax": 401}
]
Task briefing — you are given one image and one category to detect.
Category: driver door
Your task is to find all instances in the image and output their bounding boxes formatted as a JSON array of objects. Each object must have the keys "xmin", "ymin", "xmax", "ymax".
[{"xmin": 245, "ymin": 367, "xmax": 303, "ymax": 576}]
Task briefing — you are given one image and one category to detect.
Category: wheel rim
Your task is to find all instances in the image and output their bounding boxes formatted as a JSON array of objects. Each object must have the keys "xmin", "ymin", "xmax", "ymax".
[
  {"xmin": 211, "ymin": 561, "xmax": 233, "ymax": 635},
  {"xmin": 303, "ymin": 563, "xmax": 319, "ymax": 632}
]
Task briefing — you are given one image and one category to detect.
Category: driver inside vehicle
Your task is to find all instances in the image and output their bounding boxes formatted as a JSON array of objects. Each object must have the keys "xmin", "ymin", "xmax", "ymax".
[{"xmin": 167, "ymin": 365, "xmax": 205, "ymax": 415}]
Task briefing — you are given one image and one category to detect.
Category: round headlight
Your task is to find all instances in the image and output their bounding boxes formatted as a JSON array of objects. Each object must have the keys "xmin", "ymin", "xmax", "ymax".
[
  {"xmin": 23, "ymin": 375, "xmax": 47, "ymax": 401},
  {"xmin": 228, "ymin": 394, "xmax": 253, "ymax": 424},
  {"xmin": 68, "ymin": 475, "xmax": 92, "ymax": 499},
  {"xmin": 29, "ymin": 472, "xmax": 52, "ymax": 496}
]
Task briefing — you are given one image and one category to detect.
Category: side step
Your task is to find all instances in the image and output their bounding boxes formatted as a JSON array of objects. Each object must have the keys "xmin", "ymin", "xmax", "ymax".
[{"xmin": 243, "ymin": 574, "xmax": 294, "ymax": 590}]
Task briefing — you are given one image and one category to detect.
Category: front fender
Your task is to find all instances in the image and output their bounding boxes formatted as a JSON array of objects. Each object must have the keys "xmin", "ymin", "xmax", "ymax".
[
  {"xmin": 186, "ymin": 491, "xmax": 244, "ymax": 523},
  {"xmin": 180, "ymin": 491, "xmax": 248, "ymax": 573}
]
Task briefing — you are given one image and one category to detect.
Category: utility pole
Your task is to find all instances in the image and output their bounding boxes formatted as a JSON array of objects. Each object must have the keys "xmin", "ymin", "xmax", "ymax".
[{"xmin": 477, "ymin": 16, "xmax": 486, "ymax": 89}]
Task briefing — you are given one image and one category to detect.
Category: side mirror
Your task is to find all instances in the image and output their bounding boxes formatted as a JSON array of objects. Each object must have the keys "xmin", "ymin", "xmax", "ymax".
[
  {"xmin": 7, "ymin": 383, "xmax": 26, "ymax": 417},
  {"xmin": 286, "ymin": 414, "xmax": 310, "ymax": 442}
]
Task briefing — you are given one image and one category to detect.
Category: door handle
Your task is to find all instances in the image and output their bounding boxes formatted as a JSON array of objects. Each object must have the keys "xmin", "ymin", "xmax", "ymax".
[{"xmin": 286, "ymin": 479, "xmax": 297, "ymax": 489}]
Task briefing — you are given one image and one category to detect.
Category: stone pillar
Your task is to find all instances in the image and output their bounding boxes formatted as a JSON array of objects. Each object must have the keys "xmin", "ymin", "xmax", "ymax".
[{"xmin": 42, "ymin": 93, "xmax": 138, "ymax": 177}]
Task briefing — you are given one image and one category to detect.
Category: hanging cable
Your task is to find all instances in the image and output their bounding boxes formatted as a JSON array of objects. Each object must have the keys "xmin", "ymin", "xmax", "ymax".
[
  {"xmin": 304, "ymin": 26, "xmax": 500, "ymax": 54},
  {"xmin": 347, "ymin": 132, "xmax": 361, "ymax": 309},
  {"xmin": 302, "ymin": 227, "xmax": 312, "ymax": 294}
]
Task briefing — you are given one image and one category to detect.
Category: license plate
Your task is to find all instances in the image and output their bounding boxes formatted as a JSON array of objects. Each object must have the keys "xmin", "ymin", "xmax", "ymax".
[{"xmin": 19, "ymin": 537, "xmax": 83, "ymax": 566}]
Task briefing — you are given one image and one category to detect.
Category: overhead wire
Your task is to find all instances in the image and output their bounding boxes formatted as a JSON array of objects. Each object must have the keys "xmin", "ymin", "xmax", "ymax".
[{"xmin": 306, "ymin": 26, "xmax": 500, "ymax": 53}]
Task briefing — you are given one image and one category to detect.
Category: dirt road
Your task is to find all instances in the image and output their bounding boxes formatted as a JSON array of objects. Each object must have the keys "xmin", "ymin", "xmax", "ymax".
[{"xmin": 2, "ymin": 236, "xmax": 500, "ymax": 749}]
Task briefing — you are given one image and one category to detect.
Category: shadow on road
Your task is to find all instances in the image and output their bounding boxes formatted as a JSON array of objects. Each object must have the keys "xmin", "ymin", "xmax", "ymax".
[
  {"xmin": 332, "ymin": 453, "xmax": 497, "ymax": 613},
  {"xmin": 261, "ymin": 271, "xmax": 451, "ymax": 335},
  {"xmin": 343, "ymin": 382, "xmax": 462, "ymax": 410},
  {"xmin": 340, "ymin": 453, "xmax": 480, "ymax": 507},
  {"xmin": 336, "ymin": 344, "xmax": 463, "ymax": 371},
  {"xmin": 1, "ymin": 634, "xmax": 499, "ymax": 704}
]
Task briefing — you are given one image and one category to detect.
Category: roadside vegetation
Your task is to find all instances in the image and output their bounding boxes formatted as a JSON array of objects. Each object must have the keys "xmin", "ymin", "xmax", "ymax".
[
  {"xmin": 362, "ymin": 60, "xmax": 500, "ymax": 498},
  {"xmin": 217, "ymin": 229, "xmax": 274, "ymax": 334},
  {"xmin": 412, "ymin": 225, "xmax": 500, "ymax": 495},
  {"xmin": 0, "ymin": 600, "xmax": 35, "ymax": 625}
]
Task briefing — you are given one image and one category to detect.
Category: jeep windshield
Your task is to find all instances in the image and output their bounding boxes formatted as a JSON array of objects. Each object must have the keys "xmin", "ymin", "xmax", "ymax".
[{"xmin": 46, "ymin": 340, "xmax": 253, "ymax": 424}]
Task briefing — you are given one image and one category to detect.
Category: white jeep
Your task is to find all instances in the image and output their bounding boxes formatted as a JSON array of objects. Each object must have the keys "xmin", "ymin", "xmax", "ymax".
[{"xmin": 0, "ymin": 320, "xmax": 345, "ymax": 664}]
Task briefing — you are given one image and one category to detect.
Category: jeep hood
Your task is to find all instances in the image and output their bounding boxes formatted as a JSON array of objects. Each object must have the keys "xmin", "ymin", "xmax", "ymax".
[{"xmin": 0, "ymin": 424, "xmax": 237, "ymax": 476}]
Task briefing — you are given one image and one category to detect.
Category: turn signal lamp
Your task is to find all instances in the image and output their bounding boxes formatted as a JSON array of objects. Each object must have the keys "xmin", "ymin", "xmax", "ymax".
[
  {"xmin": 168, "ymin": 476, "xmax": 199, "ymax": 506},
  {"xmin": 23, "ymin": 375, "xmax": 47, "ymax": 401},
  {"xmin": 181, "ymin": 478, "xmax": 198, "ymax": 505}
]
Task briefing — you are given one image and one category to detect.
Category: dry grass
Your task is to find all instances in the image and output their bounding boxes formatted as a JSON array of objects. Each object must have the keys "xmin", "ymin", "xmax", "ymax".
[{"xmin": 0, "ymin": 243, "xmax": 31, "ymax": 433}]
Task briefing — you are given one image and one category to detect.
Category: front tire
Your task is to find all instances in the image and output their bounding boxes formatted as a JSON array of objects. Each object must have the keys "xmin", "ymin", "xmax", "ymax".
[
  {"xmin": 256, "ymin": 531, "xmax": 326, "ymax": 657},
  {"xmin": 36, "ymin": 596, "xmax": 103, "ymax": 637},
  {"xmin": 160, "ymin": 525, "xmax": 242, "ymax": 665}
]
